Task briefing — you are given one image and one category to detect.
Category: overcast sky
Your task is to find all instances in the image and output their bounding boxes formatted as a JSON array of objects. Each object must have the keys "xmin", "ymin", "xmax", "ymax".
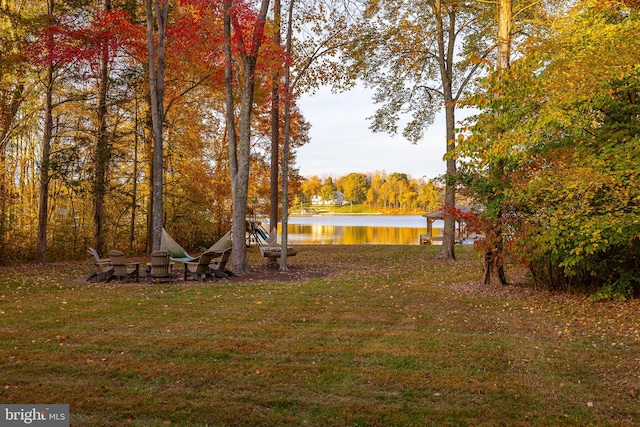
[{"xmin": 295, "ymin": 84, "xmax": 451, "ymax": 181}]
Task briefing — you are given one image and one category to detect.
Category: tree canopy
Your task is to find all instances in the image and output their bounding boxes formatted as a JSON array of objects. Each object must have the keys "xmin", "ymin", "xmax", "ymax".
[
  {"xmin": 0, "ymin": 0, "xmax": 308, "ymax": 263},
  {"xmin": 457, "ymin": 0, "xmax": 640, "ymax": 298}
]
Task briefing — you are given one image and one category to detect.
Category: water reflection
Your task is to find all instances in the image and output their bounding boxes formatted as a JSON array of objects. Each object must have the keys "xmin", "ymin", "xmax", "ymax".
[{"xmin": 284, "ymin": 223, "xmax": 442, "ymax": 245}]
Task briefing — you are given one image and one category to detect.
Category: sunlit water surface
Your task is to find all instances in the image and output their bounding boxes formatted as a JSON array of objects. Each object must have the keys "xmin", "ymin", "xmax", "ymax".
[{"xmin": 275, "ymin": 215, "xmax": 443, "ymax": 245}]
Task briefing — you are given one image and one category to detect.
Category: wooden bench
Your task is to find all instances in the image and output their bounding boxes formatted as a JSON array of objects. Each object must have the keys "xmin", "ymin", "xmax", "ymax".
[{"xmin": 260, "ymin": 246, "xmax": 298, "ymax": 262}]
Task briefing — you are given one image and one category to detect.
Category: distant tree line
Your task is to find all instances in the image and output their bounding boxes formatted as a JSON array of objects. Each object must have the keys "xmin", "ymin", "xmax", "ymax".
[{"xmin": 298, "ymin": 172, "xmax": 441, "ymax": 212}]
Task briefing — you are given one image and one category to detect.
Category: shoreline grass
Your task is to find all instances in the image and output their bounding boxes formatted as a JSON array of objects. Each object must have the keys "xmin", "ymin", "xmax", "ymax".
[{"xmin": 1, "ymin": 245, "xmax": 639, "ymax": 426}]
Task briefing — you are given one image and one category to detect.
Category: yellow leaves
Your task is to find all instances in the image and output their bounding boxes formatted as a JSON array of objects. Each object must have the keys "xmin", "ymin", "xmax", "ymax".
[{"xmin": 469, "ymin": 53, "xmax": 493, "ymax": 68}]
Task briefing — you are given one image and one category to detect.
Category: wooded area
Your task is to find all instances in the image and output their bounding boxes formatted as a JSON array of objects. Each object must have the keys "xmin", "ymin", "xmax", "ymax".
[
  {"xmin": 0, "ymin": 0, "xmax": 312, "ymax": 268},
  {"xmin": 456, "ymin": 0, "xmax": 640, "ymax": 298},
  {"xmin": 300, "ymin": 172, "xmax": 442, "ymax": 212},
  {"xmin": 0, "ymin": 0, "xmax": 638, "ymax": 297}
]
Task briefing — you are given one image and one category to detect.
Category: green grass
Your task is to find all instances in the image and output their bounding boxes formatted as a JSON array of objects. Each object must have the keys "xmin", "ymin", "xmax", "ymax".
[{"xmin": 1, "ymin": 245, "xmax": 639, "ymax": 426}]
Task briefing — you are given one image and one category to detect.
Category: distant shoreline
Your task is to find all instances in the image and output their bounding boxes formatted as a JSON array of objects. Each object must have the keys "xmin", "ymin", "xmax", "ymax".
[
  {"xmin": 289, "ymin": 203, "xmax": 434, "ymax": 217},
  {"xmin": 289, "ymin": 211, "xmax": 385, "ymax": 217}
]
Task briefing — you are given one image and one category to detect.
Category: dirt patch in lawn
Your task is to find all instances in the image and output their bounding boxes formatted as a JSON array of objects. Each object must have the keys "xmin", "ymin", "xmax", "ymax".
[
  {"xmin": 74, "ymin": 263, "xmax": 333, "ymax": 285},
  {"xmin": 224, "ymin": 263, "xmax": 332, "ymax": 284}
]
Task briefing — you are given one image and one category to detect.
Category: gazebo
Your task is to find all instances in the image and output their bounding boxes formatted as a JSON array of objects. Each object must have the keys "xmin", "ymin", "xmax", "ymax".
[{"xmin": 420, "ymin": 205, "xmax": 474, "ymax": 245}]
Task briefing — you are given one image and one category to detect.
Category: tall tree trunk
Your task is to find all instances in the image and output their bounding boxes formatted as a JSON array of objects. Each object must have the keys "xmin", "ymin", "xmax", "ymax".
[
  {"xmin": 223, "ymin": 4, "xmax": 237, "ymax": 183},
  {"xmin": 436, "ymin": 6, "xmax": 457, "ymax": 260},
  {"xmin": 0, "ymin": 153, "xmax": 6, "ymax": 263},
  {"xmin": 92, "ymin": 0, "xmax": 112, "ymax": 255},
  {"xmin": 497, "ymin": 0, "xmax": 511, "ymax": 71},
  {"xmin": 224, "ymin": 0, "xmax": 271, "ymax": 274},
  {"xmin": 440, "ymin": 101, "xmax": 456, "ymax": 260},
  {"xmin": 484, "ymin": 0, "xmax": 511, "ymax": 285},
  {"xmin": 146, "ymin": 0, "xmax": 169, "ymax": 251},
  {"xmin": 223, "ymin": 0, "xmax": 245, "ymax": 273},
  {"xmin": 0, "ymin": 1, "xmax": 26, "ymax": 262},
  {"xmin": 144, "ymin": 99, "xmax": 153, "ymax": 253},
  {"xmin": 36, "ymin": 0, "xmax": 55, "ymax": 264},
  {"xmin": 279, "ymin": 0, "xmax": 294, "ymax": 271},
  {"xmin": 231, "ymin": 57, "xmax": 256, "ymax": 273},
  {"xmin": 0, "ymin": 84, "xmax": 24, "ymax": 263},
  {"xmin": 0, "ymin": 88, "xmax": 23, "ymax": 152},
  {"xmin": 129, "ymin": 95, "xmax": 140, "ymax": 254},
  {"xmin": 36, "ymin": 70, "xmax": 54, "ymax": 264},
  {"xmin": 269, "ymin": 0, "xmax": 281, "ymax": 246}
]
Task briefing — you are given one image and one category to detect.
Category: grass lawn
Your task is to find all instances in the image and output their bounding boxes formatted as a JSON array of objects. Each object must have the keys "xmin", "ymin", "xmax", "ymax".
[{"xmin": 1, "ymin": 245, "xmax": 639, "ymax": 426}]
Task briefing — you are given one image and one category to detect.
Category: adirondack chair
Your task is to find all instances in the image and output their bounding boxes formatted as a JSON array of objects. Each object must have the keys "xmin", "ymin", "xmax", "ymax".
[
  {"xmin": 88, "ymin": 247, "xmax": 109, "ymax": 264},
  {"xmin": 184, "ymin": 251, "xmax": 220, "ymax": 281},
  {"xmin": 146, "ymin": 250, "xmax": 175, "ymax": 283},
  {"xmin": 107, "ymin": 250, "xmax": 140, "ymax": 282},
  {"xmin": 206, "ymin": 230, "xmax": 235, "ymax": 278},
  {"xmin": 86, "ymin": 247, "xmax": 113, "ymax": 282},
  {"xmin": 209, "ymin": 248, "xmax": 234, "ymax": 278}
]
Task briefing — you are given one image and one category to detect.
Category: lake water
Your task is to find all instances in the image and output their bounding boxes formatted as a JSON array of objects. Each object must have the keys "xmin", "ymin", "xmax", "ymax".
[{"xmin": 276, "ymin": 215, "xmax": 443, "ymax": 245}]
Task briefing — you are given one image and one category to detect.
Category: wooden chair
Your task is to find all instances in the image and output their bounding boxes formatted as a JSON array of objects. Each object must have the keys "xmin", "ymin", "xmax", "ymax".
[
  {"xmin": 205, "ymin": 230, "xmax": 235, "ymax": 278},
  {"xmin": 209, "ymin": 248, "xmax": 235, "ymax": 278},
  {"xmin": 107, "ymin": 250, "xmax": 140, "ymax": 282},
  {"xmin": 146, "ymin": 250, "xmax": 175, "ymax": 283},
  {"xmin": 184, "ymin": 251, "xmax": 219, "ymax": 282},
  {"xmin": 86, "ymin": 248, "xmax": 113, "ymax": 282},
  {"xmin": 88, "ymin": 247, "xmax": 110, "ymax": 263}
]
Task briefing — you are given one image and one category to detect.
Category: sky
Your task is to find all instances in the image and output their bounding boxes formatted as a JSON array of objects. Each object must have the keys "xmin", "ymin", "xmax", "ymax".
[{"xmin": 295, "ymin": 84, "xmax": 450, "ymax": 181}]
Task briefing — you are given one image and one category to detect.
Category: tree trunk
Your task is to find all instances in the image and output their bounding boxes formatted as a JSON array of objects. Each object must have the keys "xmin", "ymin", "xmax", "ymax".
[
  {"xmin": 0, "ymin": 1, "xmax": 26, "ymax": 259},
  {"xmin": 280, "ymin": 0, "xmax": 295, "ymax": 271},
  {"xmin": 440, "ymin": 101, "xmax": 456, "ymax": 260},
  {"xmin": 497, "ymin": 0, "xmax": 511, "ymax": 71},
  {"xmin": 0, "ymin": 82, "xmax": 24, "ymax": 263},
  {"xmin": 146, "ymin": 0, "xmax": 169, "ymax": 251},
  {"xmin": 145, "ymin": 107, "xmax": 153, "ymax": 253},
  {"xmin": 224, "ymin": 0, "xmax": 271, "ymax": 274},
  {"xmin": 436, "ymin": 6, "xmax": 457, "ymax": 260},
  {"xmin": 484, "ymin": 0, "xmax": 511, "ymax": 285},
  {"xmin": 92, "ymin": 0, "xmax": 112, "ymax": 254},
  {"xmin": 37, "ymin": 70, "xmax": 53, "ymax": 264},
  {"xmin": 129, "ymin": 96, "xmax": 140, "ymax": 254},
  {"xmin": 223, "ymin": 0, "xmax": 246, "ymax": 273},
  {"xmin": 0, "ymin": 153, "xmax": 6, "ymax": 262},
  {"xmin": 269, "ymin": 0, "xmax": 281, "ymax": 253},
  {"xmin": 231, "ymin": 59, "xmax": 254, "ymax": 273},
  {"xmin": 223, "ymin": 4, "xmax": 237, "ymax": 184},
  {"xmin": 36, "ymin": 0, "xmax": 55, "ymax": 264}
]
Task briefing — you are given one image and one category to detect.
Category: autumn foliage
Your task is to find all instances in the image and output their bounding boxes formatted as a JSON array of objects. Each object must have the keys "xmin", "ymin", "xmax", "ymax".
[
  {"xmin": 1, "ymin": 0, "xmax": 638, "ymax": 300},
  {"xmin": 458, "ymin": 0, "xmax": 640, "ymax": 299},
  {"xmin": 0, "ymin": 0, "xmax": 306, "ymax": 262}
]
